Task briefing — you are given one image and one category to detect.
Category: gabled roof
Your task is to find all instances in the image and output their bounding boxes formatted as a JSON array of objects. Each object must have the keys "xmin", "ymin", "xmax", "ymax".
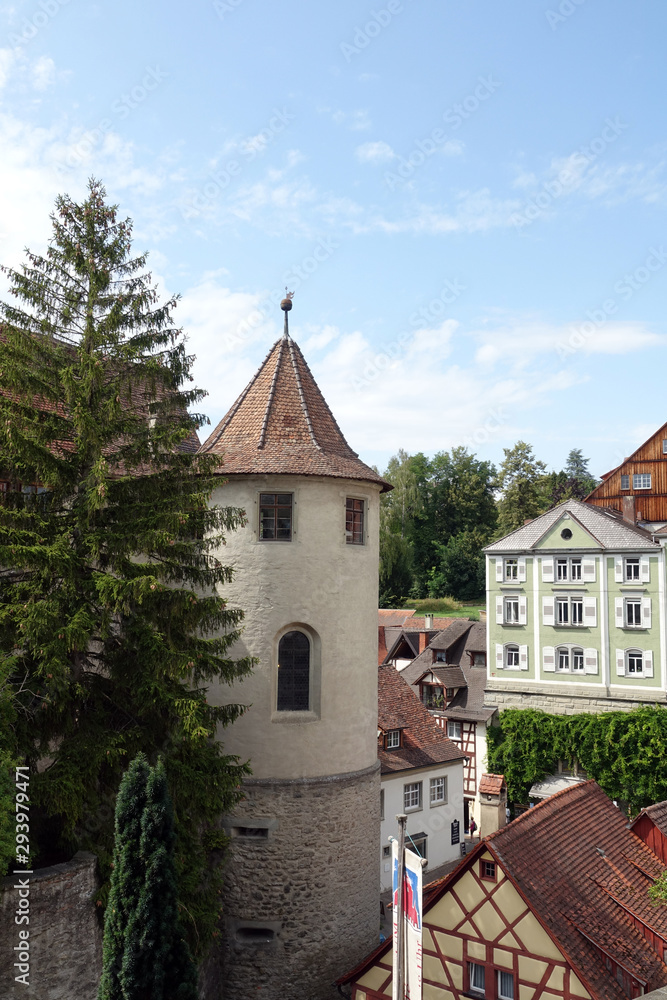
[
  {"xmin": 416, "ymin": 665, "xmax": 467, "ymax": 689},
  {"xmin": 631, "ymin": 800, "xmax": 667, "ymax": 838},
  {"xmin": 485, "ymin": 498, "xmax": 659, "ymax": 552},
  {"xmin": 340, "ymin": 781, "xmax": 667, "ymax": 999},
  {"xmin": 198, "ymin": 331, "xmax": 391, "ymax": 489},
  {"xmin": 377, "ymin": 665, "xmax": 465, "ymax": 774},
  {"xmin": 428, "ymin": 618, "xmax": 473, "ymax": 650},
  {"xmin": 478, "ymin": 773, "xmax": 506, "ymax": 796}
]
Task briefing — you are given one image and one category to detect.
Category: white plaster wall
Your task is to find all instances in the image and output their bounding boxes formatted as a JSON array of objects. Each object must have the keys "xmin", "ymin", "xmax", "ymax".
[
  {"xmin": 207, "ymin": 474, "xmax": 381, "ymax": 779},
  {"xmin": 380, "ymin": 760, "xmax": 465, "ymax": 891},
  {"xmin": 472, "ymin": 721, "xmax": 489, "ymax": 819}
]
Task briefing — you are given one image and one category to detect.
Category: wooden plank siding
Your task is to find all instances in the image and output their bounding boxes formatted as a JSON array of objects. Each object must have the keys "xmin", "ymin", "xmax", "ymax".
[
  {"xmin": 632, "ymin": 814, "xmax": 667, "ymax": 865},
  {"xmin": 587, "ymin": 422, "xmax": 667, "ymax": 522}
]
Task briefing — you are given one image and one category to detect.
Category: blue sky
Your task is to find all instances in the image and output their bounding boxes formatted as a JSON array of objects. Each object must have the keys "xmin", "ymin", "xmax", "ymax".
[{"xmin": 1, "ymin": 1, "xmax": 666, "ymax": 478}]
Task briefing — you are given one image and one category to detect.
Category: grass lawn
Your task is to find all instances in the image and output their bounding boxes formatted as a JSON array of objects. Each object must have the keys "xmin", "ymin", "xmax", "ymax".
[{"xmin": 401, "ymin": 597, "xmax": 486, "ymax": 621}]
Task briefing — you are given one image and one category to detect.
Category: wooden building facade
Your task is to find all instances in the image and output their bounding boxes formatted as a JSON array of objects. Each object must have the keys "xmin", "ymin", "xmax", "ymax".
[{"xmin": 587, "ymin": 422, "xmax": 667, "ymax": 525}]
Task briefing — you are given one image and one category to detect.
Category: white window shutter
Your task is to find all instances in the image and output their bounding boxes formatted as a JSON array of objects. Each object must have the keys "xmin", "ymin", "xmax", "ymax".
[
  {"xmin": 614, "ymin": 557, "xmax": 623, "ymax": 583},
  {"xmin": 584, "ymin": 648, "xmax": 598, "ymax": 675},
  {"xmin": 644, "ymin": 650, "xmax": 654, "ymax": 678},
  {"xmin": 519, "ymin": 645, "xmax": 529, "ymax": 670},
  {"xmin": 582, "ymin": 557, "xmax": 596, "ymax": 583},
  {"xmin": 518, "ymin": 596, "xmax": 528, "ymax": 625},
  {"xmin": 583, "ymin": 597, "xmax": 597, "ymax": 629},
  {"xmin": 542, "ymin": 557, "xmax": 554, "ymax": 583},
  {"xmin": 542, "ymin": 597, "xmax": 555, "ymax": 627},
  {"xmin": 495, "ymin": 644, "xmax": 504, "ymax": 670},
  {"xmin": 495, "ymin": 559, "xmax": 504, "ymax": 582},
  {"xmin": 518, "ymin": 556, "xmax": 527, "ymax": 582},
  {"xmin": 543, "ymin": 646, "xmax": 555, "ymax": 672},
  {"xmin": 641, "ymin": 556, "xmax": 651, "ymax": 583},
  {"xmin": 496, "ymin": 596, "xmax": 504, "ymax": 625},
  {"xmin": 616, "ymin": 649, "xmax": 625, "ymax": 677},
  {"xmin": 615, "ymin": 598, "xmax": 624, "ymax": 628},
  {"xmin": 642, "ymin": 597, "xmax": 652, "ymax": 629}
]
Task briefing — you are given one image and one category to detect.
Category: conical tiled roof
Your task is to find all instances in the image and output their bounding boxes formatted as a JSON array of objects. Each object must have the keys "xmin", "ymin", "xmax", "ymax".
[{"xmin": 199, "ymin": 333, "xmax": 391, "ymax": 490}]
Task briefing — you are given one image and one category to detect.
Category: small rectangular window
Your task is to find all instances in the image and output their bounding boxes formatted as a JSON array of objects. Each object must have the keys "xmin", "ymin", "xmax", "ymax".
[
  {"xmin": 430, "ymin": 776, "xmax": 447, "ymax": 806},
  {"xmin": 663, "ymin": 439, "xmax": 667, "ymax": 455},
  {"xmin": 505, "ymin": 645, "xmax": 519, "ymax": 668},
  {"xmin": 480, "ymin": 859, "xmax": 496, "ymax": 881},
  {"xmin": 627, "ymin": 650, "xmax": 643, "ymax": 674},
  {"xmin": 380, "ymin": 789, "xmax": 385, "ymax": 820},
  {"xmin": 626, "ymin": 600, "xmax": 642, "ymax": 627},
  {"xmin": 468, "ymin": 962, "xmax": 485, "ymax": 995},
  {"xmin": 404, "ymin": 782, "xmax": 422, "ymax": 811},
  {"xmin": 259, "ymin": 493, "xmax": 292, "ymax": 540},
  {"xmin": 556, "ymin": 558, "xmax": 568, "ymax": 581},
  {"xmin": 633, "ymin": 473, "xmax": 652, "ymax": 490},
  {"xmin": 498, "ymin": 970, "xmax": 514, "ymax": 1000},
  {"xmin": 382, "ymin": 844, "xmax": 391, "ymax": 858},
  {"xmin": 556, "ymin": 598, "xmax": 569, "ymax": 625},
  {"xmin": 472, "ymin": 652, "xmax": 486, "ymax": 666},
  {"xmin": 621, "ymin": 475, "xmax": 630, "ymax": 490},
  {"xmin": 570, "ymin": 559, "xmax": 582, "ymax": 581},
  {"xmin": 572, "ymin": 649, "xmax": 584, "ymax": 672},
  {"xmin": 386, "ymin": 730, "xmax": 400, "ymax": 749},
  {"xmin": 345, "ymin": 497, "xmax": 364, "ymax": 544},
  {"xmin": 504, "ymin": 558, "xmax": 518, "ymax": 581},
  {"xmin": 571, "ymin": 598, "xmax": 583, "ymax": 625},
  {"xmin": 625, "ymin": 557, "xmax": 640, "ymax": 581},
  {"xmin": 557, "ymin": 648, "xmax": 569, "ymax": 671},
  {"xmin": 504, "ymin": 597, "xmax": 519, "ymax": 624},
  {"xmin": 447, "ymin": 721, "xmax": 462, "ymax": 740}
]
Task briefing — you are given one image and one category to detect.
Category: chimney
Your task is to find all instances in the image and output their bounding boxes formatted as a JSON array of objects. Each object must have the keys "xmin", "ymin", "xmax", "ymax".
[
  {"xmin": 622, "ymin": 495, "xmax": 636, "ymax": 525},
  {"xmin": 419, "ymin": 631, "xmax": 428, "ymax": 653},
  {"xmin": 424, "ymin": 613, "xmax": 434, "ymax": 629}
]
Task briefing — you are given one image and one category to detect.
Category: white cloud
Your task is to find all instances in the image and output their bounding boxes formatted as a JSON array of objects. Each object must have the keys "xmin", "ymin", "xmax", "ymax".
[
  {"xmin": 0, "ymin": 48, "xmax": 17, "ymax": 90},
  {"xmin": 441, "ymin": 139, "xmax": 464, "ymax": 157},
  {"xmin": 355, "ymin": 140, "xmax": 395, "ymax": 164},
  {"xmin": 32, "ymin": 55, "xmax": 55, "ymax": 91}
]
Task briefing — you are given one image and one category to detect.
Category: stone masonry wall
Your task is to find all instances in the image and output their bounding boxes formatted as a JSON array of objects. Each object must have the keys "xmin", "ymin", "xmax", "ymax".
[
  {"xmin": 487, "ymin": 683, "xmax": 667, "ymax": 715},
  {"xmin": 0, "ymin": 852, "xmax": 102, "ymax": 1000},
  {"xmin": 216, "ymin": 763, "xmax": 381, "ymax": 1000}
]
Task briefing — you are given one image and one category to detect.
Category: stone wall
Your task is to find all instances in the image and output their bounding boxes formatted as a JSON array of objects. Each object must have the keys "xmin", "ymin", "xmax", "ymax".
[
  {"xmin": 218, "ymin": 763, "xmax": 381, "ymax": 1000},
  {"xmin": 0, "ymin": 852, "xmax": 102, "ymax": 1000},
  {"xmin": 486, "ymin": 681, "xmax": 667, "ymax": 715}
]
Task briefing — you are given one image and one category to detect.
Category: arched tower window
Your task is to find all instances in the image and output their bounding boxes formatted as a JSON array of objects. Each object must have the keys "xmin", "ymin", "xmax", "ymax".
[{"xmin": 277, "ymin": 631, "xmax": 310, "ymax": 711}]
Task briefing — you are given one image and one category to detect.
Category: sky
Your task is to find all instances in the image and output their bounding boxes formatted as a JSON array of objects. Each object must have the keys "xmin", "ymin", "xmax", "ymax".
[{"xmin": 1, "ymin": 1, "xmax": 666, "ymax": 479}]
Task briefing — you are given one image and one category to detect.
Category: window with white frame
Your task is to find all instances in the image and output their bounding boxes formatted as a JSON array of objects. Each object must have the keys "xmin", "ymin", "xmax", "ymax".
[
  {"xmin": 498, "ymin": 970, "xmax": 515, "ymax": 1000},
  {"xmin": 633, "ymin": 473, "xmax": 652, "ymax": 490},
  {"xmin": 572, "ymin": 648, "xmax": 584, "ymax": 672},
  {"xmin": 556, "ymin": 596, "xmax": 583, "ymax": 626},
  {"xmin": 627, "ymin": 649, "xmax": 643, "ymax": 675},
  {"xmin": 404, "ymin": 782, "xmax": 422, "ymax": 811},
  {"xmin": 556, "ymin": 646, "xmax": 585, "ymax": 673},
  {"xmin": 504, "ymin": 558, "xmax": 518, "ymax": 581},
  {"xmin": 386, "ymin": 730, "xmax": 401, "ymax": 749},
  {"xmin": 505, "ymin": 644, "xmax": 519, "ymax": 668},
  {"xmin": 429, "ymin": 776, "xmax": 447, "ymax": 806},
  {"xmin": 557, "ymin": 647, "xmax": 570, "ymax": 671},
  {"xmin": 624, "ymin": 557, "xmax": 640, "ymax": 581},
  {"xmin": 504, "ymin": 596, "xmax": 519, "ymax": 624},
  {"xmin": 447, "ymin": 720, "xmax": 462, "ymax": 740},
  {"xmin": 663, "ymin": 439, "xmax": 667, "ymax": 455},
  {"xmin": 556, "ymin": 557, "xmax": 582, "ymax": 582},
  {"xmin": 625, "ymin": 598, "xmax": 642, "ymax": 627},
  {"xmin": 468, "ymin": 962, "xmax": 485, "ymax": 996}
]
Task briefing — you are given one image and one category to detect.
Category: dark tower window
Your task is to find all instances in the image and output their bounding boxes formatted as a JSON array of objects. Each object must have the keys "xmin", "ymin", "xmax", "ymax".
[
  {"xmin": 345, "ymin": 497, "xmax": 364, "ymax": 544},
  {"xmin": 259, "ymin": 494, "xmax": 292, "ymax": 540},
  {"xmin": 277, "ymin": 631, "xmax": 310, "ymax": 711}
]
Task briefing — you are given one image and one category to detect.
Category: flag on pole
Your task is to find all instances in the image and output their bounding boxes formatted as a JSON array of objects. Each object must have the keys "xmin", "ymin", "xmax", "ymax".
[{"xmin": 392, "ymin": 839, "xmax": 423, "ymax": 1000}]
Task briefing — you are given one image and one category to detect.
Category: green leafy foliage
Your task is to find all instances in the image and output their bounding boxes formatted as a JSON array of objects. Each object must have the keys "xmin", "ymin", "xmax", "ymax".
[
  {"xmin": 487, "ymin": 706, "xmax": 667, "ymax": 812},
  {"xmin": 0, "ymin": 179, "xmax": 253, "ymax": 951},
  {"xmin": 99, "ymin": 755, "xmax": 198, "ymax": 1000},
  {"xmin": 648, "ymin": 872, "xmax": 667, "ymax": 907},
  {"xmin": 494, "ymin": 441, "xmax": 547, "ymax": 535},
  {"xmin": 427, "ymin": 529, "xmax": 487, "ymax": 601}
]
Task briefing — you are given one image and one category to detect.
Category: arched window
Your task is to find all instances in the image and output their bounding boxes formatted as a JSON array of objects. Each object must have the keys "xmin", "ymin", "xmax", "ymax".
[
  {"xmin": 505, "ymin": 644, "xmax": 519, "ymax": 668},
  {"xmin": 627, "ymin": 649, "xmax": 643, "ymax": 675},
  {"xmin": 277, "ymin": 631, "xmax": 310, "ymax": 711},
  {"xmin": 557, "ymin": 647, "xmax": 569, "ymax": 671}
]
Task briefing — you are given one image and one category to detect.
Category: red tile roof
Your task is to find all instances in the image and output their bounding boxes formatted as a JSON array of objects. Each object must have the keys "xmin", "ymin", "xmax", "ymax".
[
  {"xmin": 199, "ymin": 335, "xmax": 391, "ymax": 489},
  {"xmin": 478, "ymin": 773, "xmax": 506, "ymax": 796},
  {"xmin": 378, "ymin": 609, "xmax": 416, "ymax": 626},
  {"xmin": 377, "ymin": 664, "xmax": 465, "ymax": 773},
  {"xmin": 405, "ymin": 616, "xmax": 457, "ymax": 630}
]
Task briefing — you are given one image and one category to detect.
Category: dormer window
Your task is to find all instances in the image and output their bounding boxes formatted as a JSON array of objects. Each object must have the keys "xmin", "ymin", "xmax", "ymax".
[
  {"xmin": 421, "ymin": 685, "xmax": 444, "ymax": 709},
  {"xmin": 385, "ymin": 730, "xmax": 401, "ymax": 749},
  {"xmin": 435, "ymin": 651, "xmax": 447, "ymax": 663}
]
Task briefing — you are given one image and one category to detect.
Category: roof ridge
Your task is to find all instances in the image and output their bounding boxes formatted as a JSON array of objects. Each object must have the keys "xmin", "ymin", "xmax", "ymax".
[
  {"xmin": 200, "ymin": 337, "xmax": 281, "ymax": 454},
  {"xmin": 286, "ymin": 336, "xmax": 321, "ymax": 451},
  {"xmin": 258, "ymin": 336, "xmax": 286, "ymax": 450}
]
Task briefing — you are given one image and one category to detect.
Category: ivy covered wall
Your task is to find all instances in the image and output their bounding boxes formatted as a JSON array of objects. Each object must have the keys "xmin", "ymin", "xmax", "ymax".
[{"xmin": 487, "ymin": 706, "xmax": 667, "ymax": 813}]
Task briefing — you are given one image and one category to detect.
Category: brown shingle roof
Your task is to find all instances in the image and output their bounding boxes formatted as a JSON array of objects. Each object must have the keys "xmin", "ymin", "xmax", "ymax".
[
  {"xmin": 378, "ymin": 609, "xmax": 416, "ymax": 626},
  {"xmin": 199, "ymin": 335, "xmax": 391, "ymax": 489},
  {"xmin": 377, "ymin": 664, "xmax": 465, "ymax": 773}
]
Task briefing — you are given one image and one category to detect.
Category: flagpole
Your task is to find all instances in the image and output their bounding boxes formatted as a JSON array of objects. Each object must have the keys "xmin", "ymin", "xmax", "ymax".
[{"xmin": 396, "ymin": 813, "xmax": 407, "ymax": 1000}]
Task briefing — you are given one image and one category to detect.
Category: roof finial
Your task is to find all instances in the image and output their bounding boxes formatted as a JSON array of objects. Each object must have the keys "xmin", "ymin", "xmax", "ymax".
[{"xmin": 280, "ymin": 289, "xmax": 294, "ymax": 338}]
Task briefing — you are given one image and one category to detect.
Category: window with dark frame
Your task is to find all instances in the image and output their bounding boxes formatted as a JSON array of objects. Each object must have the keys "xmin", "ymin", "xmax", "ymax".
[
  {"xmin": 345, "ymin": 497, "xmax": 364, "ymax": 544},
  {"xmin": 259, "ymin": 493, "xmax": 292, "ymax": 540},
  {"xmin": 480, "ymin": 859, "xmax": 497, "ymax": 881},
  {"xmin": 620, "ymin": 474, "xmax": 630, "ymax": 490},
  {"xmin": 276, "ymin": 630, "xmax": 310, "ymax": 711}
]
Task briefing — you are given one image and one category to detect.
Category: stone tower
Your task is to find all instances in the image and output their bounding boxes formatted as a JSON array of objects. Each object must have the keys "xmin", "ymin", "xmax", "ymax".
[{"xmin": 199, "ymin": 299, "xmax": 390, "ymax": 1000}]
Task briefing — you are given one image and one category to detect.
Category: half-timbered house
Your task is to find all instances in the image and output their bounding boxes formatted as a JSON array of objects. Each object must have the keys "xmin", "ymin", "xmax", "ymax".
[{"xmin": 339, "ymin": 781, "xmax": 667, "ymax": 1000}]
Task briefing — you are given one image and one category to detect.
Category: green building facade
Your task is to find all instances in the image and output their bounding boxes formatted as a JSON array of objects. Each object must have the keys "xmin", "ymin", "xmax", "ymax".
[{"xmin": 484, "ymin": 500, "xmax": 666, "ymax": 714}]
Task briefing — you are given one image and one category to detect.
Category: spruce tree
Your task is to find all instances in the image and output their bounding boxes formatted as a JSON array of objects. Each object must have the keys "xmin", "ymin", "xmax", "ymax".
[{"xmin": 0, "ymin": 178, "xmax": 253, "ymax": 950}]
